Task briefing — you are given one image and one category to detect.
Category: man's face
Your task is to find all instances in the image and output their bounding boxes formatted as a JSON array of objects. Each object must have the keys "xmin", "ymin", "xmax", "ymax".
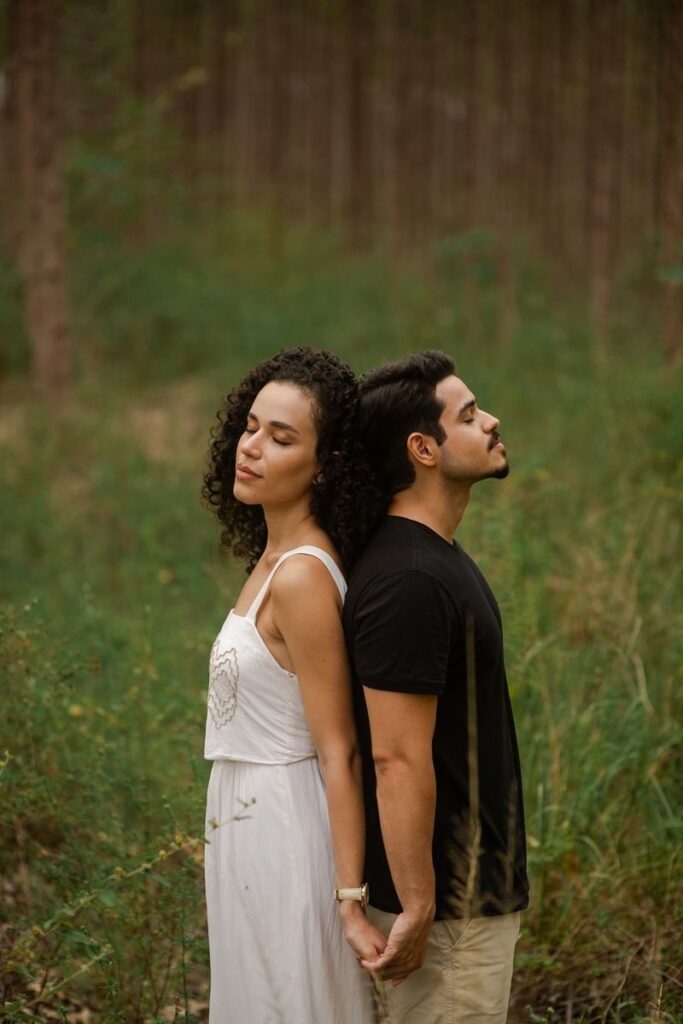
[{"xmin": 433, "ymin": 375, "xmax": 509, "ymax": 483}]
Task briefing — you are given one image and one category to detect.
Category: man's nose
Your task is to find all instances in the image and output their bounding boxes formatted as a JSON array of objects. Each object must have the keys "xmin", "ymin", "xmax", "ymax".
[{"xmin": 482, "ymin": 411, "xmax": 500, "ymax": 432}]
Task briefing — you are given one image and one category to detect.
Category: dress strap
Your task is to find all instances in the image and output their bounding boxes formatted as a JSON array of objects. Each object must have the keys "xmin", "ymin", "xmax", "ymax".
[{"xmin": 245, "ymin": 545, "xmax": 347, "ymax": 622}]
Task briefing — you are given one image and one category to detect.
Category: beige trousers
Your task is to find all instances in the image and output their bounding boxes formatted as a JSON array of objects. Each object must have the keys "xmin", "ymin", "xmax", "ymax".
[{"xmin": 368, "ymin": 906, "xmax": 521, "ymax": 1024}]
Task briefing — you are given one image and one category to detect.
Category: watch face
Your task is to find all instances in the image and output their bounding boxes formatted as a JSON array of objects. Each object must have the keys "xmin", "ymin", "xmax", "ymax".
[{"xmin": 334, "ymin": 884, "xmax": 370, "ymax": 906}]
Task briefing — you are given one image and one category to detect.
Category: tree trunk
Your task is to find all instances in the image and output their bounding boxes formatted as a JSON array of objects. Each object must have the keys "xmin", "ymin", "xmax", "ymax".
[
  {"xmin": 657, "ymin": 0, "xmax": 683, "ymax": 369},
  {"xmin": 11, "ymin": 0, "xmax": 70, "ymax": 398},
  {"xmin": 345, "ymin": 0, "xmax": 374, "ymax": 246},
  {"xmin": 586, "ymin": 0, "xmax": 622, "ymax": 363},
  {"xmin": 496, "ymin": 0, "xmax": 518, "ymax": 348},
  {"xmin": 2, "ymin": 1, "xmax": 21, "ymax": 262}
]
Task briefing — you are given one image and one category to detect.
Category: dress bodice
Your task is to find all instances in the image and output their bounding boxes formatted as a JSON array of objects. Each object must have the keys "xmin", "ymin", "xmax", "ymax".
[{"xmin": 204, "ymin": 546, "xmax": 347, "ymax": 764}]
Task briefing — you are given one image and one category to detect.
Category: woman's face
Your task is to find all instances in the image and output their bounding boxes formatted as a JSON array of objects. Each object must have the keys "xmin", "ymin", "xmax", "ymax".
[{"xmin": 233, "ymin": 381, "xmax": 320, "ymax": 508}]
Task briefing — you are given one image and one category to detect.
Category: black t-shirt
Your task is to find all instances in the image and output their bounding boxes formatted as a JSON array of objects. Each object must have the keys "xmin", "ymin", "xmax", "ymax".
[{"xmin": 344, "ymin": 516, "xmax": 529, "ymax": 920}]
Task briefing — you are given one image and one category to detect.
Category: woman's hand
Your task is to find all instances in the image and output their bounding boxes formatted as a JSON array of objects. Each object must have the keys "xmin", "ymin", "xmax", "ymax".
[{"xmin": 340, "ymin": 902, "xmax": 387, "ymax": 964}]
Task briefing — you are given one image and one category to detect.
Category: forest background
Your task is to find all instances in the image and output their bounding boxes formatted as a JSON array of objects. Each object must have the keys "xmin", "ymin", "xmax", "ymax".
[{"xmin": 1, "ymin": 1, "xmax": 682, "ymax": 1022}]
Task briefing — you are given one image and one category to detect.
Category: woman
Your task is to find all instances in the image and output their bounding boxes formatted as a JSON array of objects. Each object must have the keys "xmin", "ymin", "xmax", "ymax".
[{"xmin": 201, "ymin": 347, "xmax": 387, "ymax": 1023}]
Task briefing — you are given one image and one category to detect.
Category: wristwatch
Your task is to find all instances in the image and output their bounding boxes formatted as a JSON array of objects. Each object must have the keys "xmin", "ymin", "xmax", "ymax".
[{"xmin": 334, "ymin": 883, "xmax": 369, "ymax": 909}]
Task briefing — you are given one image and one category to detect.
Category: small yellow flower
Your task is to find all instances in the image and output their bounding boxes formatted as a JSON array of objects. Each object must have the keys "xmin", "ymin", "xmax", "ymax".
[{"xmin": 68, "ymin": 704, "xmax": 84, "ymax": 718}]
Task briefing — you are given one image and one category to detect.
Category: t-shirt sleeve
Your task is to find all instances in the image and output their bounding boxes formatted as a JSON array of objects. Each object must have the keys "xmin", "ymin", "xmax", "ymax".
[{"xmin": 351, "ymin": 570, "xmax": 456, "ymax": 695}]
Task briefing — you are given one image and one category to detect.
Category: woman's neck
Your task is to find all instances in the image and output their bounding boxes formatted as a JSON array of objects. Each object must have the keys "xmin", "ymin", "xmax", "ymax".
[{"xmin": 261, "ymin": 503, "xmax": 319, "ymax": 560}]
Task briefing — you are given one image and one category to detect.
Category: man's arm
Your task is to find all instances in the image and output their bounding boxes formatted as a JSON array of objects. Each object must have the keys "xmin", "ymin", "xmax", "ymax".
[
  {"xmin": 349, "ymin": 570, "xmax": 453, "ymax": 982},
  {"xmin": 360, "ymin": 687, "xmax": 437, "ymax": 983}
]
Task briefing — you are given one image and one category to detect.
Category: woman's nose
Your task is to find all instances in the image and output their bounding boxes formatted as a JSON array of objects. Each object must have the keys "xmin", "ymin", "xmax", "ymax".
[{"xmin": 241, "ymin": 431, "xmax": 261, "ymax": 456}]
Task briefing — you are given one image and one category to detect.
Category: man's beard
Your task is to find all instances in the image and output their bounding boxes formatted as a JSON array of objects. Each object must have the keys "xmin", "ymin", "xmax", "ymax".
[{"xmin": 441, "ymin": 458, "xmax": 511, "ymax": 483}]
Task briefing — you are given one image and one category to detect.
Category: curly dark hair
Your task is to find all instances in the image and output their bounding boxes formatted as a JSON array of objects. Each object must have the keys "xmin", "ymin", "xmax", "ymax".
[{"xmin": 202, "ymin": 347, "xmax": 387, "ymax": 573}]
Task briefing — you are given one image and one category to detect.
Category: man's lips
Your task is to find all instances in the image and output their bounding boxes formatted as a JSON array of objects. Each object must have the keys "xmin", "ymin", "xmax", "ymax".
[{"xmin": 489, "ymin": 437, "xmax": 505, "ymax": 451}]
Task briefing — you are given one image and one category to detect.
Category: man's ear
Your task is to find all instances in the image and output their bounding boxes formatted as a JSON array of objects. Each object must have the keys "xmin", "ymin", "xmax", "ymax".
[{"xmin": 406, "ymin": 432, "xmax": 438, "ymax": 468}]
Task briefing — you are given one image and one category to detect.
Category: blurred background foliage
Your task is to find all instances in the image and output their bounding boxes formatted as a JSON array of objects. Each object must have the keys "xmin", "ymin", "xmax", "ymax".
[{"xmin": 0, "ymin": 1, "xmax": 682, "ymax": 1022}]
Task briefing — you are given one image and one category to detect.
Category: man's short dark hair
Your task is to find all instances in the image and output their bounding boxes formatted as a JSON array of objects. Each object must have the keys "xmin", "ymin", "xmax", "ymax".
[{"xmin": 359, "ymin": 350, "xmax": 455, "ymax": 495}]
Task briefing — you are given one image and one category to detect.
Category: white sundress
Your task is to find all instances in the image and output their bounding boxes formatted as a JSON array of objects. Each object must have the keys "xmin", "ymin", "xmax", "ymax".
[{"xmin": 204, "ymin": 545, "xmax": 375, "ymax": 1024}]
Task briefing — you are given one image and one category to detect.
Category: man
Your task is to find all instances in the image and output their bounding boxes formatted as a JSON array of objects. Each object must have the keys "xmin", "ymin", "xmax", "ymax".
[{"xmin": 343, "ymin": 351, "xmax": 528, "ymax": 1023}]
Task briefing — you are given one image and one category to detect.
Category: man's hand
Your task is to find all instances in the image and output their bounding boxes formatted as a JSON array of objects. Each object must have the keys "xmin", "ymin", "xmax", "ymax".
[
  {"xmin": 360, "ymin": 906, "xmax": 434, "ymax": 984},
  {"xmin": 340, "ymin": 902, "xmax": 388, "ymax": 963}
]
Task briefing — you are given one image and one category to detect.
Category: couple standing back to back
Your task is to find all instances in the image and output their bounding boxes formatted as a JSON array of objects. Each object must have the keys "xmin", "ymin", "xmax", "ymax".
[{"xmin": 202, "ymin": 348, "xmax": 529, "ymax": 1024}]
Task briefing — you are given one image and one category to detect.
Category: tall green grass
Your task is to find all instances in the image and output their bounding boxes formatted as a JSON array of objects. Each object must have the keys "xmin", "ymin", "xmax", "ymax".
[{"xmin": 1, "ymin": 208, "xmax": 682, "ymax": 1022}]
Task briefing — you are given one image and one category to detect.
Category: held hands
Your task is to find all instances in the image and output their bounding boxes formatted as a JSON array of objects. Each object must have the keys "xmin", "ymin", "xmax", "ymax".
[
  {"xmin": 360, "ymin": 906, "xmax": 434, "ymax": 986},
  {"xmin": 340, "ymin": 902, "xmax": 387, "ymax": 963}
]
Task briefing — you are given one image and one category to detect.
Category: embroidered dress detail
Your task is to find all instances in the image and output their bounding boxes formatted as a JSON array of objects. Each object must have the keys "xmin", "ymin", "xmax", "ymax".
[{"xmin": 207, "ymin": 642, "xmax": 238, "ymax": 727}]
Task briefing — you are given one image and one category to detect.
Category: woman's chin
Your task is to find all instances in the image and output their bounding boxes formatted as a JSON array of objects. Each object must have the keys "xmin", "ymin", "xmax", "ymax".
[{"xmin": 233, "ymin": 480, "xmax": 262, "ymax": 504}]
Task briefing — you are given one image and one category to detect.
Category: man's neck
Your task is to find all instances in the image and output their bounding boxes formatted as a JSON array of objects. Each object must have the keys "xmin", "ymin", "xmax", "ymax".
[{"xmin": 388, "ymin": 485, "xmax": 470, "ymax": 543}]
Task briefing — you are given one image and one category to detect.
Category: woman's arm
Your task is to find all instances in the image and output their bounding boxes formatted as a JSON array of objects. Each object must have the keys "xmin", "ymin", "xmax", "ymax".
[{"xmin": 270, "ymin": 556, "xmax": 386, "ymax": 961}]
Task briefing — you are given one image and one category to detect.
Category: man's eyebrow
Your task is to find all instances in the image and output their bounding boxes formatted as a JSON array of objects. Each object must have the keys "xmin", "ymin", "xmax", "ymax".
[
  {"xmin": 457, "ymin": 398, "xmax": 477, "ymax": 416},
  {"xmin": 247, "ymin": 411, "xmax": 300, "ymax": 434}
]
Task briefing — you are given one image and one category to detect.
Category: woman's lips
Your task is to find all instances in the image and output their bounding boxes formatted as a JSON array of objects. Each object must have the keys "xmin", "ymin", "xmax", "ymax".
[{"xmin": 236, "ymin": 464, "xmax": 261, "ymax": 480}]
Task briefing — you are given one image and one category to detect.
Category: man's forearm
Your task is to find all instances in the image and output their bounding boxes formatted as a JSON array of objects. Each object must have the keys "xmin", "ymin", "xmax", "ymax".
[{"xmin": 374, "ymin": 755, "xmax": 436, "ymax": 917}]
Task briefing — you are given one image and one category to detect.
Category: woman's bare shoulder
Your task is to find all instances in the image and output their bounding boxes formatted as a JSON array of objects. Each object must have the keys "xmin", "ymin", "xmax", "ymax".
[
  {"xmin": 292, "ymin": 529, "xmax": 343, "ymax": 572},
  {"xmin": 271, "ymin": 544, "xmax": 343, "ymax": 608}
]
